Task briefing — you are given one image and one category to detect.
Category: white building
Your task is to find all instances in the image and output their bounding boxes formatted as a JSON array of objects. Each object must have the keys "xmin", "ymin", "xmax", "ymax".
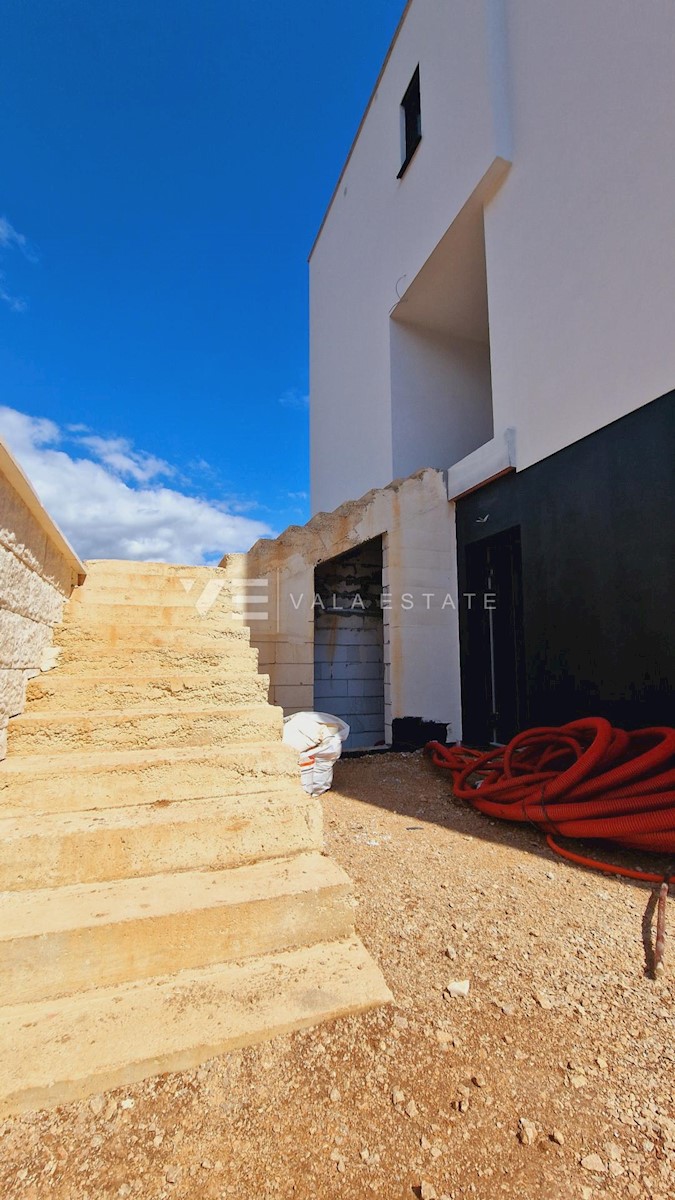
[{"xmin": 245, "ymin": 0, "xmax": 675, "ymax": 749}]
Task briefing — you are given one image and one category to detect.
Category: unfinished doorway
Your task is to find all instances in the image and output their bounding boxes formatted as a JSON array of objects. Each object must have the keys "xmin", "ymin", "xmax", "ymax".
[
  {"xmin": 313, "ymin": 538, "xmax": 385, "ymax": 750},
  {"xmin": 460, "ymin": 526, "xmax": 526, "ymax": 746}
]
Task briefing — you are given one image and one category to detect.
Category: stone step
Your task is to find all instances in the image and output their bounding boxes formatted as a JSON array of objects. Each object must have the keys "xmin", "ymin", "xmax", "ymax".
[
  {"xmin": 2, "ymin": 852, "xmax": 353, "ymax": 1006},
  {"xmin": 62, "ymin": 604, "xmax": 250, "ymax": 630},
  {"xmin": 24, "ymin": 671, "xmax": 270, "ymax": 712},
  {"xmin": 62, "ymin": 603, "xmax": 253, "ymax": 629},
  {"xmin": 0, "ymin": 788, "xmax": 321, "ymax": 890},
  {"xmin": 0, "ymin": 743, "xmax": 299, "ymax": 817},
  {"xmin": 84, "ymin": 558, "xmax": 247, "ymax": 578},
  {"xmin": 80, "ymin": 562, "xmax": 251, "ymax": 592},
  {"xmin": 0, "ymin": 936, "xmax": 392, "ymax": 1117},
  {"xmin": 7, "ymin": 703, "xmax": 283, "ymax": 755},
  {"xmin": 69, "ymin": 584, "xmax": 252, "ymax": 608},
  {"xmin": 53, "ymin": 622, "xmax": 253, "ymax": 654},
  {"xmin": 0, "ymin": 555, "xmax": 391, "ymax": 1121},
  {"xmin": 49, "ymin": 641, "xmax": 261, "ymax": 675}
]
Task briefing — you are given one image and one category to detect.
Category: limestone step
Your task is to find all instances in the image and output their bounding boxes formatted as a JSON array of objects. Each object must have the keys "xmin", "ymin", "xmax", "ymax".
[
  {"xmin": 2, "ymin": 852, "xmax": 353, "ymax": 1006},
  {"xmin": 7, "ymin": 703, "xmax": 283, "ymax": 755},
  {"xmin": 84, "ymin": 558, "xmax": 247, "ymax": 577},
  {"xmin": 49, "ymin": 641, "xmax": 261, "ymax": 675},
  {"xmin": 24, "ymin": 670, "xmax": 270, "ymax": 712},
  {"xmin": 0, "ymin": 743, "xmax": 299, "ymax": 817},
  {"xmin": 0, "ymin": 936, "xmax": 392, "ymax": 1117},
  {"xmin": 80, "ymin": 561, "xmax": 250, "ymax": 591},
  {"xmin": 70, "ymin": 585, "xmax": 250, "ymax": 608},
  {"xmin": 0, "ymin": 788, "xmax": 321, "ymax": 889},
  {"xmin": 53, "ymin": 622, "xmax": 253, "ymax": 653},
  {"xmin": 62, "ymin": 603, "xmax": 252, "ymax": 628},
  {"xmin": 0, "ymin": 556, "xmax": 391, "ymax": 1119}
]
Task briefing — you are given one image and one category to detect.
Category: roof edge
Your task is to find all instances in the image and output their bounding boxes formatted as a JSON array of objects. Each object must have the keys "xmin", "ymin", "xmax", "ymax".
[{"xmin": 307, "ymin": 0, "xmax": 413, "ymax": 263}]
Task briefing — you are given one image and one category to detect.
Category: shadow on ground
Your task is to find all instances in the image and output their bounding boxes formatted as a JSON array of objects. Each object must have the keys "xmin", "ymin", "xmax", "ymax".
[{"xmin": 330, "ymin": 750, "xmax": 672, "ymax": 980}]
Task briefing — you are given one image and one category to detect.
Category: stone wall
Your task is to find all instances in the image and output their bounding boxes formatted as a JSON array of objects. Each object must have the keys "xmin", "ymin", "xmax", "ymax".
[
  {"xmin": 0, "ymin": 440, "xmax": 84, "ymax": 758},
  {"xmin": 240, "ymin": 468, "xmax": 461, "ymax": 746}
]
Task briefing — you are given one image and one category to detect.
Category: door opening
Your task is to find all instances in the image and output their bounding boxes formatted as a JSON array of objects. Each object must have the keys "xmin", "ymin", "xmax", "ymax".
[
  {"xmin": 313, "ymin": 538, "xmax": 385, "ymax": 751},
  {"xmin": 460, "ymin": 526, "xmax": 525, "ymax": 746}
]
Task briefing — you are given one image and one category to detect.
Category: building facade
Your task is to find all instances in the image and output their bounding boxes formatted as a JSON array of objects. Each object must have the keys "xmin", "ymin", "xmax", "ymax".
[{"xmin": 246, "ymin": 0, "xmax": 675, "ymax": 748}]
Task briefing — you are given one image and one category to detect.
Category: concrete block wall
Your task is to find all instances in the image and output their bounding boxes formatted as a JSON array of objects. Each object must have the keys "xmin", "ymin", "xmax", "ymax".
[
  {"xmin": 313, "ymin": 537, "xmax": 385, "ymax": 750},
  {"xmin": 314, "ymin": 616, "xmax": 385, "ymax": 750},
  {"xmin": 0, "ymin": 439, "xmax": 84, "ymax": 758},
  {"xmin": 239, "ymin": 468, "xmax": 462, "ymax": 745}
]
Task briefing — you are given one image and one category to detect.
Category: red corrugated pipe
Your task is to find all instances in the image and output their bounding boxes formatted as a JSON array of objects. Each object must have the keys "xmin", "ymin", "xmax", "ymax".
[{"xmin": 425, "ymin": 718, "xmax": 675, "ymax": 885}]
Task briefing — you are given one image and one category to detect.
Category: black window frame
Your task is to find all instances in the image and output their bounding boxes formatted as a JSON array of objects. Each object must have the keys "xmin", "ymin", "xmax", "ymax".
[{"xmin": 397, "ymin": 65, "xmax": 422, "ymax": 179}]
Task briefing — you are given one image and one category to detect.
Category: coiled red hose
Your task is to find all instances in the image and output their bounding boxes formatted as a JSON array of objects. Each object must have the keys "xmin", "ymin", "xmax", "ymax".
[{"xmin": 426, "ymin": 718, "xmax": 675, "ymax": 884}]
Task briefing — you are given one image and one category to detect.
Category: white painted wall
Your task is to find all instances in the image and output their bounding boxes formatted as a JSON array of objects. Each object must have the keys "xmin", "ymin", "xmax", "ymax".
[
  {"xmin": 486, "ymin": 0, "xmax": 675, "ymax": 470},
  {"xmin": 311, "ymin": 0, "xmax": 675, "ymax": 505},
  {"xmin": 310, "ymin": 0, "xmax": 511, "ymax": 514},
  {"xmin": 390, "ymin": 323, "xmax": 493, "ymax": 480}
]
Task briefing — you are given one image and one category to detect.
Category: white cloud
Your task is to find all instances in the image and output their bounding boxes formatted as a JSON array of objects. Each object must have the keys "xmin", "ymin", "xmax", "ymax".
[
  {"xmin": 0, "ymin": 216, "xmax": 36, "ymax": 312},
  {"xmin": 279, "ymin": 387, "xmax": 309, "ymax": 409},
  {"xmin": 77, "ymin": 434, "xmax": 175, "ymax": 484},
  {"xmin": 0, "ymin": 406, "xmax": 274, "ymax": 564},
  {"xmin": 0, "ymin": 284, "xmax": 27, "ymax": 313},
  {"xmin": 0, "ymin": 217, "xmax": 28, "ymax": 253}
]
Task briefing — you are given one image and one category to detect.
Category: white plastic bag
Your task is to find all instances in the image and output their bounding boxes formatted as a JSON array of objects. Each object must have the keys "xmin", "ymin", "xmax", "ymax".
[{"xmin": 282, "ymin": 711, "xmax": 350, "ymax": 797}]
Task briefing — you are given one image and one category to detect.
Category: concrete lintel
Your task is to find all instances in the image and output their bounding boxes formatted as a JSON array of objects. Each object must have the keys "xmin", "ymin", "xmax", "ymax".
[{"xmin": 446, "ymin": 428, "xmax": 516, "ymax": 502}]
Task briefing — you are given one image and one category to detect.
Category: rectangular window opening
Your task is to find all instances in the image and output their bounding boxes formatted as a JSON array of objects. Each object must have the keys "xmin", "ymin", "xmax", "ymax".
[{"xmin": 398, "ymin": 65, "xmax": 421, "ymax": 179}]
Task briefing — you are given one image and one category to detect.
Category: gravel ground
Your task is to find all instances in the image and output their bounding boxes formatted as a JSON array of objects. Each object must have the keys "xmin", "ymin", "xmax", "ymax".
[{"xmin": 1, "ymin": 751, "xmax": 673, "ymax": 1200}]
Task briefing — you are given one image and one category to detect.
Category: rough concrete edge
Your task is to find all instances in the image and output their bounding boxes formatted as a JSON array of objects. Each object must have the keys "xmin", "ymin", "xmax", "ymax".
[{"xmin": 235, "ymin": 468, "xmax": 447, "ymax": 571}]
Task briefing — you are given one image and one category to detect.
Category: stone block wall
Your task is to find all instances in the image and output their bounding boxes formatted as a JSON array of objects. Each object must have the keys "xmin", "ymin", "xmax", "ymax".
[{"xmin": 0, "ymin": 441, "xmax": 84, "ymax": 757}]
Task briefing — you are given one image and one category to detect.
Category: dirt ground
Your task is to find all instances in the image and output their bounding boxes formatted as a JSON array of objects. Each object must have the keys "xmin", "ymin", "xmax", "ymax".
[{"xmin": 1, "ymin": 751, "xmax": 674, "ymax": 1200}]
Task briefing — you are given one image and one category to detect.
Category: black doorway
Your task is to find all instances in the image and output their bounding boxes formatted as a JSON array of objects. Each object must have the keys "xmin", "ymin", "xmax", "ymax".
[{"xmin": 460, "ymin": 526, "xmax": 525, "ymax": 746}]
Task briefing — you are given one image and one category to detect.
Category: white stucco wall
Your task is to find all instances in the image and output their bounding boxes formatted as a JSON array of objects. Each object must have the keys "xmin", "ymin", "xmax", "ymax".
[
  {"xmin": 485, "ymin": 0, "xmax": 675, "ymax": 470},
  {"xmin": 310, "ymin": 0, "xmax": 511, "ymax": 514},
  {"xmin": 390, "ymin": 323, "xmax": 493, "ymax": 480},
  {"xmin": 311, "ymin": 0, "xmax": 675, "ymax": 508}
]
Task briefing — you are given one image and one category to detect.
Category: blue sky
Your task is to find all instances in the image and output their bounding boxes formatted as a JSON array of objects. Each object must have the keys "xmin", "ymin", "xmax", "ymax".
[{"xmin": 0, "ymin": 0, "xmax": 403, "ymax": 562}]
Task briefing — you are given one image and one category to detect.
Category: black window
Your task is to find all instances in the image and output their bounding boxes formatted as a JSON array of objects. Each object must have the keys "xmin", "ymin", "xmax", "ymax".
[{"xmin": 397, "ymin": 65, "xmax": 421, "ymax": 178}]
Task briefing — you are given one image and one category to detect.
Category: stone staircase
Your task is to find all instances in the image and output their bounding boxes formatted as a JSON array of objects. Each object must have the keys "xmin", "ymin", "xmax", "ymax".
[{"xmin": 0, "ymin": 559, "xmax": 390, "ymax": 1117}]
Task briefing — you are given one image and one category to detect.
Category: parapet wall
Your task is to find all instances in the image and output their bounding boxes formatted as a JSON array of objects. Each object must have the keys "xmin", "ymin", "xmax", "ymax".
[{"xmin": 0, "ymin": 438, "xmax": 85, "ymax": 757}]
